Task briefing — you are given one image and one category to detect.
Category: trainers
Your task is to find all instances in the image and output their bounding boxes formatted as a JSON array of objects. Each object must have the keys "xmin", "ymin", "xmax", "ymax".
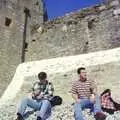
[
  {"xmin": 37, "ymin": 116, "xmax": 42, "ymax": 120},
  {"xmin": 15, "ymin": 113, "xmax": 24, "ymax": 120},
  {"xmin": 94, "ymin": 112, "xmax": 106, "ymax": 120}
]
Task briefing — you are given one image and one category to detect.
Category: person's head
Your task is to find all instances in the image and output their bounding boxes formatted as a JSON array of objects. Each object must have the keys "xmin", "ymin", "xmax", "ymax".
[
  {"xmin": 101, "ymin": 89, "xmax": 111, "ymax": 97},
  {"xmin": 38, "ymin": 72, "xmax": 47, "ymax": 82},
  {"xmin": 77, "ymin": 67, "xmax": 87, "ymax": 80}
]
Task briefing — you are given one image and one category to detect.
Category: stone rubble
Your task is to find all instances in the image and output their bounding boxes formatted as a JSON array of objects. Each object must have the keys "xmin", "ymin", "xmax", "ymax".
[{"xmin": 0, "ymin": 102, "xmax": 120, "ymax": 120}]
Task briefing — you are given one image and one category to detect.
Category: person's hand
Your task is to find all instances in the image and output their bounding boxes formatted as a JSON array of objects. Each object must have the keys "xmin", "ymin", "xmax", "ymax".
[
  {"xmin": 90, "ymin": 94, "xmax": 96, "ymax": 103},
  {"xmin": 36, "ymin": 92, "xmax": 44, "ymax": 99},
  {"xmin": 76, "ymin": 99, "xmax": 80, "ymax": 103},
  {"xmin": 31, "ymin": 93, "xmax": 35, "ymax": 97},
  {"xmin": 28, "ymin": 93, "xmax": 34, "ymax": 99}
]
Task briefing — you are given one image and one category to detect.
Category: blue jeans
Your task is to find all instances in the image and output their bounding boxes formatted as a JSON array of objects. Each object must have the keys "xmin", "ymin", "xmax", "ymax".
[
  {"xmin": 17, "ymin": 97, "xmax": 51, "ymax": 120},
  {"xmin": 74, "ymin": 95, "xmax": 102, "ymax": 120}
]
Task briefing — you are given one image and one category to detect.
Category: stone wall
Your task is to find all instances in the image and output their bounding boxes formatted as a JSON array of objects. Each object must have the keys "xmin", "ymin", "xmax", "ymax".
[
  {"xmin": 0, "ymin": 0, "xmax": 44, "ymax": 97},
  {"xmin": 0, "ymin": 0, "xmax": 23, "ymax": 96},
  {"xmin": 0, "ymin": 0, "xmax": 120, "ymax": 97},
  {"xmin": 26, "ymin": 0, "xmax": 120, "ymax": 61}
]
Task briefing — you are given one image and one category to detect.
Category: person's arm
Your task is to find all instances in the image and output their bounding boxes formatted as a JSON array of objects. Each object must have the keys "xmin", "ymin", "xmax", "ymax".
[
  {"xmin": 44, "ymin": 82, "xmax": 54, "ymax": 98},
  {"xmin": 32, "ymin": 82, "xmax": 43, "ymax": 99},
  {"xmin": 90, "ymin": 79, "xmax": 97, "ymax": 95},
  {"xmin": 71, "ymin": 82, "xmax": 80, "ymax": 103},
  {"xmin": 72, "ymin": 94, "xmax": 80, "ymax": 103},
  {"xmin": 89, "ymin": 79, "xmax": 97, "ymax": 102},
  {"xmin": 48, "ymin": 82, "xmax": 54, "ymax": 96}
]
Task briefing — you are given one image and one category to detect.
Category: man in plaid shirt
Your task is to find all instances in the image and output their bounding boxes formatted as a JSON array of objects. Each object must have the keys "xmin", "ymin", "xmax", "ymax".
[
  {"xmin": 32, "ymin": 78, "xmax": 54, "ymax": 100},
  {"xmin": 101, "ymin": 89, "xmax": 120, "ymax": 114},
  {"xmin": 15, "ymin": 72, "xmax": 54, "ymax": 120}
]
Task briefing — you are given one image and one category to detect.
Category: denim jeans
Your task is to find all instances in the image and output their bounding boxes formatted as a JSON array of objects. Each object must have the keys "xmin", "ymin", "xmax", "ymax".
[
  {"xmin": 17, "ymin": 97, "xmax": 51, "ymax": 120},
  {"xmin": 74, "ymin": 95, "xmax": 102, "ymax": 120}
]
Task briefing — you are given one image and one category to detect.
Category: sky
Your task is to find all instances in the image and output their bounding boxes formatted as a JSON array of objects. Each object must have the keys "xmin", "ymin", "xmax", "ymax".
[{"xmin": 45, "ymin": 0, "xmax": 104, "ymax": 20}]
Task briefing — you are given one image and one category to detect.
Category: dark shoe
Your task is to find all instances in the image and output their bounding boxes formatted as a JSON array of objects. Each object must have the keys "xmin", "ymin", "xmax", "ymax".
[
  {"xmin": 15, "ymin": 113, "xmax": 24, "ymax": 120},
  {"xmin": 37, "ymin": 116, "xmax": 42, "ymax": 120},
  {"xmin": 94, "ymin": 112, "xmax": 106, "ymax": 120}
]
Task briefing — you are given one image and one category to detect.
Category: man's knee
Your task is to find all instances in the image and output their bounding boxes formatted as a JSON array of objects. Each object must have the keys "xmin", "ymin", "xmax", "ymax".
[
  {"xmin": 42, "ymin": 100, "xmax": 51, "ymax": 106},
  {"xmin": 74, "ymin": 102, "xmax": 80, "ymax": 108},
  {"xmin": 94, "ymin": 95, "xmax": 101, "ymax": 103},
  {"xmin": 95, "ymin": 95, "xmax": 100, "ymax": 99},
  {"xmin": 74, "ymin": 102, "xmax": 82, "ymax": 112},
  {"xmin": 21, "ymin": 97, "xmax": 29, "ymax": 103},
  {"xmin": 20, "ymin": 97, "xmax": 31, "ymax": 106}
]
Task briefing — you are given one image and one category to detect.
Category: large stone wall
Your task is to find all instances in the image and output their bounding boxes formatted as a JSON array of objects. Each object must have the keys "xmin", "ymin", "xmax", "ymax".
[
  {"xmin": 0, "ymin": 1, "xmax": 23, "ymax": 96},
  {"xmin": 0, "ymin": 0, "xmax": 44, "ymax": 97},
  {"xmin": 26, "ymin": 0, "xmax": 120, "ymax": 61},
  {"xmin": 0, "ymin": 0, "xmax": 120, "ymax": 97}
]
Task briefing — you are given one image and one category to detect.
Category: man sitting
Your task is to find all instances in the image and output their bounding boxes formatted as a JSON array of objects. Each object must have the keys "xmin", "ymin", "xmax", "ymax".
[
  {"xmin": 15, "ymin": 72, "xmax": 54, "ymax": 120},
  {"xmin": 71, "ymin": 67, "xmax": 106, "ymax": 120}
]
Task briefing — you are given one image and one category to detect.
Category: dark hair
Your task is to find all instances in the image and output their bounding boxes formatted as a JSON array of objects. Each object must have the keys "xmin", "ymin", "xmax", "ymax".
[
  {"xmin": 38, "ymin": 72, "xmax": 47, "ymax": 80},
  {"xmin": 101, "ymin": 89, "xmax": 111, "ymax": 96},
  {"xmin": 77, "ymin": 67, "xmax": 86, "ymax": 74}
]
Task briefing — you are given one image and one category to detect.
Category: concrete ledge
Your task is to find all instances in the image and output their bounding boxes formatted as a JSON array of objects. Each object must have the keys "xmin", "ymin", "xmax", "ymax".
[{"xmin": 0, "ymin": 47, "xmax": 120, "ymax": 107}]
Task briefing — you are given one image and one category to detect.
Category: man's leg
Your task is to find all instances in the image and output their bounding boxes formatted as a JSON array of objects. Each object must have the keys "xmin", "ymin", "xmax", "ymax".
[
  {"xmin": 93, "ymin": 95, "xmax": 106, "ymax": 120},
  {"xmin": 36, "ymin": 99, "xmax": 52, "ymax": 120},
  {"xmin": 74, "ymin": 99, "xmax": 92, "ymax": 120},
  {"xmin": 93, "ymin": 95, "xmax": 102, "ymax": 114},
  {"xmin": 17, "ymin": 97, "xmax": 42, "ymax": 117},
  {"xmin": 74, "ymin": 102, "xmax": 84, "ymax": 120}
]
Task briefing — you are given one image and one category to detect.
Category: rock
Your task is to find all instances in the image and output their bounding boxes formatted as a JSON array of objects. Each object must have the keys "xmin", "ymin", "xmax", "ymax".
[
  {"xmin": 62, "ymin": 25, "xmax": 67, "ymax": 32},
  {"xmin": 1, "ymin": 102, "xmax": 120, "ymax": 120}
]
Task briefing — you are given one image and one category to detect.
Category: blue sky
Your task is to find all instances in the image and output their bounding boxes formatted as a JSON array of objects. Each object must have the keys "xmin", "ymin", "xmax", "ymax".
[{"xmin": 45, "ymin": 0, "xmax": 103, "ymax": 20}]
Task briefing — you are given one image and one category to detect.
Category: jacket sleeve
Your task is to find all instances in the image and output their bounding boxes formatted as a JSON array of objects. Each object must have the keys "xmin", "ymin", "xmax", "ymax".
[{"xmin": 44, "ymin": 82, "xmax": 54, "ymax": 97}]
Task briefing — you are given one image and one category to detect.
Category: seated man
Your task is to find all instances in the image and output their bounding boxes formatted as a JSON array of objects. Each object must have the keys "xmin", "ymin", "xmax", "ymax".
[
  {"xmin": 101, "ymin": 89, "xmax": 120, "ymax": 114},
  {"xmin": 71, "ymin": 67, "xmax": 106, "ymax": 120},
  {"xmin": 15, "ymin": 72, "xmax": 54, "ymax": 120}
]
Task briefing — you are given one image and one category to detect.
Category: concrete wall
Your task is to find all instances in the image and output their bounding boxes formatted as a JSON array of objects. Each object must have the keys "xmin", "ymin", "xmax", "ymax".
[{"xmin": 1, "ymin": 47, "xmax": 120, "ymax": 103}]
